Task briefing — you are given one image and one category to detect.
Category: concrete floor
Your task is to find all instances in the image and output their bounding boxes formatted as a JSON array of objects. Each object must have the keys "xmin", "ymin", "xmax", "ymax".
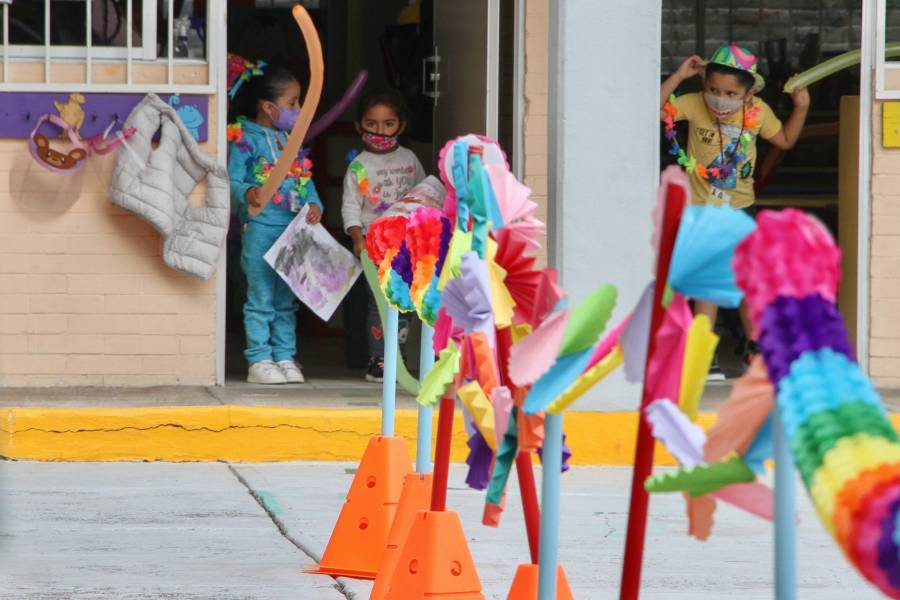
[{"xmin": 0, "ymin": 461, "xmax": 886, "ymax": 599}]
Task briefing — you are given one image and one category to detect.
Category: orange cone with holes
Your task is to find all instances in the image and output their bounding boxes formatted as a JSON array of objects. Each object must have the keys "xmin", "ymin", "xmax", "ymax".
[
  {"xmin": 306, "ymin": 435, "xmax": 412, "ymax": 579},
  {"xmin": 383, "ymin": 510, "xmax": 484, "ymax": 599},
  {"xmin": 370, "ymin": 472, "xmax": 434, "ymax": 599},
  {"xmin": 506, "ymin": 563, "xmax": 575, "ymax": 600}
]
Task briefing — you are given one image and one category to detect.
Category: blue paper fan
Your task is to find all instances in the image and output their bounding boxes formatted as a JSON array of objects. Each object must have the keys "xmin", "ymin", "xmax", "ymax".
[
  {"xmin": 522, "ymin": 347, "xmax": 594, "ymax": 415},
  {"xmin": 668, "ymin": 204, "xmax": 756, "ymax": 308}
]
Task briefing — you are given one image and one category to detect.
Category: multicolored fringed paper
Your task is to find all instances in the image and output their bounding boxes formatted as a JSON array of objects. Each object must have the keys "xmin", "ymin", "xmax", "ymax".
[
  {"xmin": 365, "ymin": 208, "xmax": 452, "ymax": 325},
  {"xmin": 734, "ymin": 208, "xmax": 900, "ymax": 598}
]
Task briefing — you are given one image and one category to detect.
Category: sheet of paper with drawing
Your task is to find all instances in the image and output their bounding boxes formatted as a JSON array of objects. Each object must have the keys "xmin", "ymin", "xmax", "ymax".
[{"xmin": 264, "ymin": 205, "xmax": 362, "ymax": 321}]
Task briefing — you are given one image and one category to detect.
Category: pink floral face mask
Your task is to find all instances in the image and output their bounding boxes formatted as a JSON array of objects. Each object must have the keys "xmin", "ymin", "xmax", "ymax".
[{"xmin": 361, "ymin": 130, "xmax": 398, "ymax": 152}]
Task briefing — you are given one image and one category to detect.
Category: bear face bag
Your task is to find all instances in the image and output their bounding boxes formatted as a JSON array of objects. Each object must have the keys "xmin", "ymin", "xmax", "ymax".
[{"xmin": 28, "ymin": 114, "xmax": 89, "ymax": 173}]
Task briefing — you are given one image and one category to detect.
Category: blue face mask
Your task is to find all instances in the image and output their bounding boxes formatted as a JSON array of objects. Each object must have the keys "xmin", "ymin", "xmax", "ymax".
[{"xmin": 268, "ymin": 104, "xmax": 299, "ymax": 131}]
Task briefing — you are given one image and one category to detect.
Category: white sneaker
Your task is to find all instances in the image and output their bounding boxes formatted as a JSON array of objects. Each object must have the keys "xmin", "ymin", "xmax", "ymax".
[
  {"xmin": 247, "ymin": 360, "xmax": 287, "ymax": 384},
  {"xmin": 276, "ymin": 360, "xmax": 305, "ymax": 384}
]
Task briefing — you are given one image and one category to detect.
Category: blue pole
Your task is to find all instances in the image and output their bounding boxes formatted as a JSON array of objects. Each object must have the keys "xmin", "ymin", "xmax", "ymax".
[
  {"xmin": 773, "ymin": 409, "xmax": 796, "ymax": 600},
  {"xmin": 538, "ymin": 411, "xmax": 563, "ymax": 600},
  {"xmin": 381, "ymin": 307, "xmax": 399, "ymax": 437},
  {"xmin": 416, "ymin": 324, "xmax": 435, "ymax": 473}
]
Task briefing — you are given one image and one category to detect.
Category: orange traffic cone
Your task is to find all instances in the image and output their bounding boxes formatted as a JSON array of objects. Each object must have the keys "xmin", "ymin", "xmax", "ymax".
[
  {"xmin": 506, "ymin": 563, "xmax": 574, "ymax": 600},
  {"xmin": 307, "ymin": 435, "xmax": 412, "ymax": 579},
  {"xmin": 370, "ymin": 472, "xmax": 434, "ymax": 600},
  {"xmin": 384, "ymin": 510, "xmax": 484, "ymax": 599}
]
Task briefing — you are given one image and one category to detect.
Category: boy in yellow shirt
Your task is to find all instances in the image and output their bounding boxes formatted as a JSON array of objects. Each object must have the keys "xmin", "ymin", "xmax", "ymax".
[{"xmin": 659, "ymin": 44, "xmax": 810, "ymax": 378}]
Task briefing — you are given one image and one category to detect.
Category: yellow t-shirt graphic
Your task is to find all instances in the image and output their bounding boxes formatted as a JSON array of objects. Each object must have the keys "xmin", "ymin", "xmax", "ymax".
[{"xmin": 671, "ymin": 93, "xmax": 782, "ymax": 209}]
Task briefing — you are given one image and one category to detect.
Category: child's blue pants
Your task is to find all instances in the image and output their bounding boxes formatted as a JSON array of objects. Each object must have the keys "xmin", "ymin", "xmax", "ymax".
[{"xmin": 241, "ymin": 222, "xmax": 298, "ymax": 364}]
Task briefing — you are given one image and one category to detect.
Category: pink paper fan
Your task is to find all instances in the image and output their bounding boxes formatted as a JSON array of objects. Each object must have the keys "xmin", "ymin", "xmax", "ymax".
[
  {"xmin": 486, "ymin": 164, "xmax": 546, "ymax": 252},
  {"xmin": 530, "ymin": 268, "xmax": 565, "ymax": 328},
  {"xmin": 508, "ymin": 309, "xmax": 570, "ymax": 387},
  {"xmin": 653, "ymin": 167, "xmax": 691, "ymax": 271},
  {"xmin": 645, "ymin": 294, "xmax": 692, "ymax": 403}
]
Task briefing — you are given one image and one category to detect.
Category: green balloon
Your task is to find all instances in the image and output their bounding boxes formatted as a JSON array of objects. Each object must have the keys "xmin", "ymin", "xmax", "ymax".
[
  {"xmin": 784, "ymin": 42, "xmax": 900, "ymax": 92},
  {"xmin": 360, "ymin": 251, "xmax": 421, "ymax": 396}
]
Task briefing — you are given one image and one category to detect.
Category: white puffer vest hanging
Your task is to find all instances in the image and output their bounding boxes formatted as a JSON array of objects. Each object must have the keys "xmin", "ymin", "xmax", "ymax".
[{"xmin": 110, "ymin": 93, "xmax": 229, "ymax": 279}]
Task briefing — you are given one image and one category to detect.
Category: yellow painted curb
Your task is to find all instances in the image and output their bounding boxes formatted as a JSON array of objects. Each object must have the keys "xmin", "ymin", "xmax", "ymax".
[{"xmin": 5, "ymin": 406, "xmax": 900, "ymax": 465}]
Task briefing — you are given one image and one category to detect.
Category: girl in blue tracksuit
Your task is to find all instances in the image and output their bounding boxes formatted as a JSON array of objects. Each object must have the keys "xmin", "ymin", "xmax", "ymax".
[{"xmin": 227, "ymin": 62, "xmax": 323, "ymax": 385}]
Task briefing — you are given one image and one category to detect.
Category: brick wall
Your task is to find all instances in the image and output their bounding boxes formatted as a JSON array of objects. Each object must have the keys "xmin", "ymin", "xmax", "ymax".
[
  {"xmin": 661, "ymin": 1, "xmax": 862, "ymax": 76},
  {"xmin": 524, "ymin": 0, "xmax": 549, "ymax": 267},
  {"xmin": 0, "ymin": 69, "xmax": 218, "ymax": 386},
  {"xmin": 870, "ymin": 100, "xmax": 900, "ymax": 388}
]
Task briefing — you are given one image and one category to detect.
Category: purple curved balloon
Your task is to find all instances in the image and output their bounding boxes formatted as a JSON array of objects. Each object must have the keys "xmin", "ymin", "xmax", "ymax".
[{"xmin": 303, "ymin": 69, "xmax": 368, "ymax": 144}]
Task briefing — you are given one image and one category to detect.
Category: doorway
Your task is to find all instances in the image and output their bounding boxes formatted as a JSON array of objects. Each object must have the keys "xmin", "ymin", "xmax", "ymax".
[
  {"xmin": 661, "ymin": 1, "xmax": 863, "ymax": 379},
  {"xmin": 222, "ymin": 0, "xmax": 514, "ymax": 384}
]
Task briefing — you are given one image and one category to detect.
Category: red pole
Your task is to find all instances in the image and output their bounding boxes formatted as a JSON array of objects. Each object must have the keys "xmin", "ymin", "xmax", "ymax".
[
  {"xmin": 515, "ymin": 451, "xmax": 541, "ymax": 563},
  {"xmin": 619, "ymin": 180, "xmax": 686, "ymax": 600},
  {"xmin": 430, "ymin": 393, "xmax": 456, "ymax": 512},
  {"xmin": 497, "ymin": 326, "xmax": 543, "ymax": 564}
]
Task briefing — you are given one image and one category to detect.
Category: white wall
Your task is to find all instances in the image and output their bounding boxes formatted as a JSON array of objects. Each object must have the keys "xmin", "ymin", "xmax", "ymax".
[{"xmin": 549, "ymin": 1, "xmax": 662, "ymax": 410}]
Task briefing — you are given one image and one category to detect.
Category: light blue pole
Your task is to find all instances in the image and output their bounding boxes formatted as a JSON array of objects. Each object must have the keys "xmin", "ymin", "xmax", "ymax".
[
  {"xmin": 538, "ymin": 411, "xmax": 563, "ymax": 600},
  {"xmin": 416, "ymin": 324, "xmax": 435, "ymax": 473},
  {"xmin": 381, "ymin": 307, "xmax": 399, "ymax": 437},
  {"xmin": 773, "ymin": 409, "xmax": 796, "ymax": 600}
]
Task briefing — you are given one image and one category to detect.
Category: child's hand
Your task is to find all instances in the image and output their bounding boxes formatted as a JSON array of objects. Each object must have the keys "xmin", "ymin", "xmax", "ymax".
[
  {"xmin": 246, "ymin": 187, "xmax": 261, "ymax": 208},
  {"xmin": 306, "ymin": 204, "xmax": 323, "ymax": 224},
  {"xmin": 790, "ymin": 86, "xmax": 810, "ymax": 109},
  {"xmin": 353, "ymin": 237, "xmax": 365, "ymax": 258},
  {"xmin": 677, "ymin": 55, "xmax": 705, "ymax": 80}
]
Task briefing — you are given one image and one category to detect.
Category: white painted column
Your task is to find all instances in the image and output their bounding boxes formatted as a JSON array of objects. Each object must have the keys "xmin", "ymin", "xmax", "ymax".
[{"xmin": 548, "ymin": 0, "xmax": 662, "ymax": 410}]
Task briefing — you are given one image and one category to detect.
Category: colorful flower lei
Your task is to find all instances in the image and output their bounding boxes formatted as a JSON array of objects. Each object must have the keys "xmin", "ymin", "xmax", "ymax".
[
  {"xmin": 252, "ymin": 154, "xmax": 314, "ymax": 207},
  {"xmin": 227, "ymin": 117, "xmax": 251, "ymax": 153},
  {"xmin": 663, "ymin": 93, "xmax": 761, "ymax": 181},
  {"xmin": 228, "ymin": 117, "xmax": 314, "ymax": 209}
]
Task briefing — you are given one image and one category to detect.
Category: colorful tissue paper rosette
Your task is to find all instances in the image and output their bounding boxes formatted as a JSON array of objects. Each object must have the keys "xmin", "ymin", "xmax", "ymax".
[
  {"xmin": 734, "ymin": 208, "xmax": 900, "ymax": 598},
  {"xmin": 365, "ymin": 207, "xmax": 452, "ymax": 326}
]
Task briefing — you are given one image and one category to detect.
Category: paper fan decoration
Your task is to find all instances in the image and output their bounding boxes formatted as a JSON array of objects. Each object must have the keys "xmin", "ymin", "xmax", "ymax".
[
  {"xmin": 438, "ymin": 134, "xmax": 508, "ymax": 231},
  {"xmin": 487, "ymin": 164, "xmax": 545, "ymax": 252},
  {"xmin": 484, "ymin": 239, "xmax": 516, "ymax": 329},
  {"xmin": 493, "ymin": 228, "xmax": 542, "ymax": 325},
  {"xmin": 458, "ymin": 380, "xmax": 497, "ymax": 449},
  {"xmin": 620, "ymin": 282, "xmax": 654, "ymax": 383},
  {"xmin": 644, "ymin": 294, "xmax": 693, "ymax": 404},
  {"xmin": 652, "ymin": 166, "xmax": 691, "ymax": 270},
  {"xmin": 530, "ymin": 268, "xmax": 565, "ymax": 327},
  {"xmin": 546, "ymin": 345, "xmax": 624, "ymax": 414},
  {"xmin": 678, "ymin": 315, "xmax": 719, "ymax": 422},
  {"xmin": 508, "ymin": 309, "xmax": 570, "ymax": 387},
  {"xmin": 645, "ymin": 455, "xmax": 756, "ymax": 496},
  {"xmin": 703, "ymin": 356, "xmax": 773, "ymax": 464},
  {"xmin": 668, "ymin": 204, "xmax": 756, "ymax": 308},
  {"xmin": 521, "ymin": 285, "xmax": 618, "ymax": 414},
  {"xmin": 417, "ymin": 340, "xmax": 461, "ymax": 407},
  {"xmin": 558, "ymin": 284, "xmax": 617, "ymax": 356},
  {"xmin": 441, "ymin": 252, "xmax": 494, "ymax": 338},
  {"xmin": 437, "ymin": 230, "xmax": 474, "ymax": 290}
]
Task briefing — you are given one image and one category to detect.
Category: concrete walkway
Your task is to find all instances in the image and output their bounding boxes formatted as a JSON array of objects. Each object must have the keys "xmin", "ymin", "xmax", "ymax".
[{"xmin": 0, "ymin": 460, "xmax": 885, "ymax": 599}]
